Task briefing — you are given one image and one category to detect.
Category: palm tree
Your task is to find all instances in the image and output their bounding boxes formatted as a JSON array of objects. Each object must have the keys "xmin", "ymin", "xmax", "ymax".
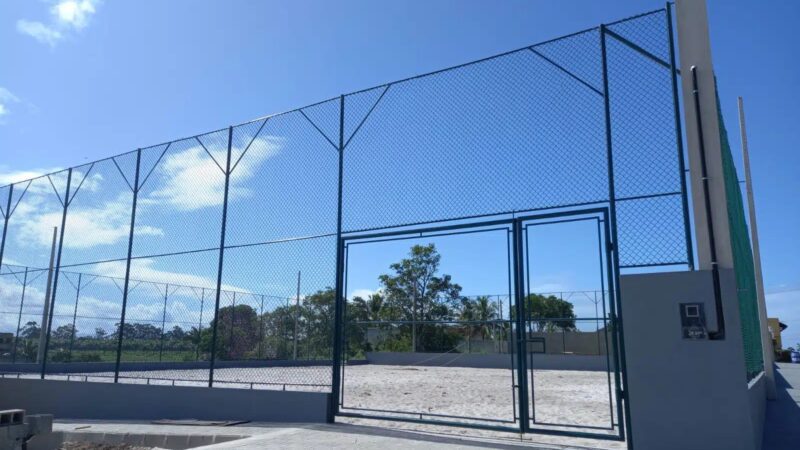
[
  {"xmin": 459, "ymin": 296, "xmax": 499, "ymax": 352},
  {"xmin": 366, "ymin": 293, "xmax": 384, "ymax": 322}
]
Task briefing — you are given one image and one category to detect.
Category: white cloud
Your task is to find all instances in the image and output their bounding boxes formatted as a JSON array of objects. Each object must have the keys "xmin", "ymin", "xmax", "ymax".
[
  {"xmin": 144, "ymin": 136, "xmax": 283, "ymax": 211},
  {"xmin": 10, "ymin": 192, "xmax": 162, "ymax": 250},
  {"xmin": 0, "ymin": 87, "xmax": 21, "ymax": 122},
  {"xmin": 0, "ymin": 167, "xmax": 62, "ymax": 186},
  {"xmin": 51, "ymin": 0, "xmax": 98, "ymax": 30},
  {"xmin": 16, "ymin": 1, "xmax": 101, "ymax": 47},
  {"xmin": 0, "ymin": 166, "xmax": 154, "ymax": 251},
  {"xmin": 16, "ymin": 20, "xmax": 63, "ymax": 46},
  {"xmin": 89, "ymin": 259, "xmax": 241, "ymax": 293},
  {"xmin": 0, "ymin": 274, "xmax": 45, "ymax": 332},
  {"xmin": 349, "ymin": 288, "xmax": 378, "ymax": 300}
]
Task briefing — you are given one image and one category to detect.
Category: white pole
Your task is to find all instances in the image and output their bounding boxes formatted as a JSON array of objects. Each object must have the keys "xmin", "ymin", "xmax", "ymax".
[
  {"xmin": 37, "ymin": 226, "xmax": 58, "ymax": 364},
  {"xmin": 737, "ymin": 96, "xmax": 777, "ymax": 399}
]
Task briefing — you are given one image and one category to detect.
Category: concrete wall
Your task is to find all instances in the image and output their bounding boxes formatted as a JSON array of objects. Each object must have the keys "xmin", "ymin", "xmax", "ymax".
[
  {"xmin": 368, "ymin": 331, "xmax": 612, "ymax": 356},
  {"xmin": 364, "ymin": 352, "xmax": 610, "ymax": 371},
  {"xmin": 748, "ymin": 374, "xmax": 767, "ymax": 450},
  {"xmin": 0, "ymin": 378, "xmax": 329, "ymax": 423},
  {"xmin": 0, "ymin": 359, "xmax": 344, "ymax": 374},
  {"xmin": 621, "ymin": 270, "xmax": 763, "ymax": 450}
]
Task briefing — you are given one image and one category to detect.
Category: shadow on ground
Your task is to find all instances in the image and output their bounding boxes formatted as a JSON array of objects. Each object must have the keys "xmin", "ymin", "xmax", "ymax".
[
  {"xmin": 762, "ymin": 363, "xmax": 800, "ymax": 450},
  {"xmin": 304, "ymin": 422, "xmax": 611, "ymax": 450}
]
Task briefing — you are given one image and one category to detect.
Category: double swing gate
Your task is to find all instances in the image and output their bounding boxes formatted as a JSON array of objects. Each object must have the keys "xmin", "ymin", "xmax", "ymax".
[
  {"xmin": 335, "ymin": 209, "xmax": 625, "ymax": 439},
  {"xmin": 329, "ymin": 6, "xmax": 689, "ymax": 441}
]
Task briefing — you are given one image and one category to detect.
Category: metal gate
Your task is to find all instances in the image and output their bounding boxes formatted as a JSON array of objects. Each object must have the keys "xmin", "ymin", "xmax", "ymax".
[
  {"xmin": 336, "ymin": 208, "xmax": 625, "ymax": 440},
  {"xmin": 515, "ymin": 208, "xmax": 624, "ymax": 439}
]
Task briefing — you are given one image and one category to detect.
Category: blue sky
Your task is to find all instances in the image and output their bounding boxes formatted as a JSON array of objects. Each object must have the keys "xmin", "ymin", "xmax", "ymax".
[{"xmin": 0, "ymin": 1, "xmax": 798, "ymax": 347}]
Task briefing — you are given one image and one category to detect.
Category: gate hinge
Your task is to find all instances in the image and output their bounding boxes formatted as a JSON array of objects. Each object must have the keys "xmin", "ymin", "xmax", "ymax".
[
  {"xmin": 618, "ymin": 388, "xmax": 626, "ymax": 400},
  {"xmin": 608, "ymin": 241, "xmax": 616, "ymax": 251}
]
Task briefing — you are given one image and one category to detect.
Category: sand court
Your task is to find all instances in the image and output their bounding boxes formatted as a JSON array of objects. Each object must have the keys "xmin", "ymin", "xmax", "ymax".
[{"xmin": 29, "ymin": 363, "xmax": 619, "ymax": 435}]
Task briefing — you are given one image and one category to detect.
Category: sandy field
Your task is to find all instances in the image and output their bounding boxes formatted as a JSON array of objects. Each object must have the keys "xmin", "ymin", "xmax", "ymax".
[{"xmin": 341, "ymin": 365, "xmax": 617, "ymax": 432}]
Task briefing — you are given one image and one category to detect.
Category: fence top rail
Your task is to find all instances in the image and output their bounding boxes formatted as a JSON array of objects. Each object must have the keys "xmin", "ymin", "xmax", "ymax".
[{"xmin": 0, "ymin": 7, "xmax": 668, "ymax": 191}]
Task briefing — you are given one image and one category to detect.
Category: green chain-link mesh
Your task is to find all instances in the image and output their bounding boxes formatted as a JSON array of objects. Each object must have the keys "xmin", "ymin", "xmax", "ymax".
[{"xmin": 716, "ymin": 86, "xmax": 764, "ymax": 381}]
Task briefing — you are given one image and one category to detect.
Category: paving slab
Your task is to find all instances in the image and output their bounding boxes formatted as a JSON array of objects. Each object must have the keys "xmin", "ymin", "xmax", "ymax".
[{"xmin": 52, "ymin": 419, "xmax": 620, "ymax": 450}]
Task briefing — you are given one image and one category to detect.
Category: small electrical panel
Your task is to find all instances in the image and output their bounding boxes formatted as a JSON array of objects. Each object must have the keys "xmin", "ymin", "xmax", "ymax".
[{"xmin": 680, "ymin": 302, "xmax": 708, "ymax": 340}]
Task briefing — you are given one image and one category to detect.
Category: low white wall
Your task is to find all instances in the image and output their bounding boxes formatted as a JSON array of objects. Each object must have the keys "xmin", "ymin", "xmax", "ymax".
[
  {"xmin": 364, "ymin": 352, "xmax": 610, "ymax": 371},
  {"xmin": 748, "ymin": 373, "xmax": 766, "ymax": 450},
  {"xmin": 0, "ymin": 378, "xmax": 330, "ymax": 423}
]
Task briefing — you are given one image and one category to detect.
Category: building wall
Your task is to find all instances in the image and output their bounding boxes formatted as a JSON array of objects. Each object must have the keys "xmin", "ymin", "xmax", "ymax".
[
  {"xmin": 620, "ymin": 269, "xmax": 763, "ymax": 450},
  {"xmin": 767, "ymin": 318, "xmax": 782, "ymax": 351}
]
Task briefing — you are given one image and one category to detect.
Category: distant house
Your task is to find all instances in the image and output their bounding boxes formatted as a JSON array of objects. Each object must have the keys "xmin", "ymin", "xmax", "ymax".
[{"xmin": 767, "ymin": 318, "xmax": 788, "ymax": 351}]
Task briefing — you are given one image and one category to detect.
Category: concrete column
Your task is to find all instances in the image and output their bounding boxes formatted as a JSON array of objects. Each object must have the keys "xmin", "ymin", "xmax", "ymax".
[{"xmin": 675, "ymin": 0, "xmax": 734, "ymax": 270}]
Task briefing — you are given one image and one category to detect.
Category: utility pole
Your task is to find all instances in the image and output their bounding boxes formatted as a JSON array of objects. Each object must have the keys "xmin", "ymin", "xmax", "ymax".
[
  {"xmin": 737, "ymin": 96, "xmax": 777, "ymax": 399},
  {"xmin": 36, "ymin": 227, "xmax": 58, "ymax": 364}
]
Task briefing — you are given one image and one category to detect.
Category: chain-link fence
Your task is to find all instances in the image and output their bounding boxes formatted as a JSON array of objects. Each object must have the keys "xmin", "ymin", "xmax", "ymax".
[
  {"xmin": 716, "ymin": 90, "xmax": 765, "ymax": 381},
  {"xmin": 0, "ymin": 8, "xmax": 692, "ymax": 393}
]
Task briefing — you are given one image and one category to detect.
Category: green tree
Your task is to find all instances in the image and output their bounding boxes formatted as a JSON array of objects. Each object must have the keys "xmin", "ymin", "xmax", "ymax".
[
  {"xmin": 94, "ymin": 327, "xmax": 107, "ymax": 339},
  {"xmin": 524, "ymin": 294, "xmax": 577, "ymax": 332},
  {"xmin": 344, "ymin": 296, "xmax": 370, "ymax": 358},
  {"xmin": 299, "ymin": 289, "xmax": 335, "ymax": 360},
  {"xmin": 52, "ymin": 324, "xmax": 76, "ymax": 341},
  {"xmin": 209, "ymin": 304, "xmax": 260, "ymax": 360},
  {"xmin": 377, "ymin": 244, "xmax": 462, "ymax": 352},
  {"xmin": 20, "ymin": 321, "xmax": 40, "ymax": 339},
  {"xmin": 260, "ymin": 304, "xmax": 297, "ymax": 359},
  {"xmin": 459, "ymin": 296, "xmax": 499, "ymax": 340},
  {"xmin": 165, "ymin": 325, "xmax": 186, "ymax": 341},
  {"xmin": 16, "ymin": 321, "xmax": 41, "ymax": 362}
]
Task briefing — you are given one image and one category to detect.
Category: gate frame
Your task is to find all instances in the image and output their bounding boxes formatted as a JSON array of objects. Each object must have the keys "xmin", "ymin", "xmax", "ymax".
[
  {"xmin": 515, "ymin": 207, "xmax": 625, "ymax": 440},
  {"xmin": 331, "ymin": 207, "xmax": 629, "ymax": 442},
  {"xmin": 334, "ymin": 219, "xmax": 519, "ymax": 433}
]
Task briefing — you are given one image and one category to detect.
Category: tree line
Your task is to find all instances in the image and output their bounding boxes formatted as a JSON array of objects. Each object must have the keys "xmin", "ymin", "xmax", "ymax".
[{"xmin": 5, "ymin": 244, "xmax": 576, "ymax": 363}]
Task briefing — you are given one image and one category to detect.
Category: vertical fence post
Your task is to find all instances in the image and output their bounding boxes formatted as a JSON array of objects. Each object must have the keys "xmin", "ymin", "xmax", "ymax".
[
  {"xmin": 329, "ymin": 95, "xmax": 346, "ymax": 422},
  {"xmin": 258, "ymin": 294, "xmax": 265, "ymax": 359},
  {"xmin": 159, "ymin": 284, "xmax": 169, "ymax": 362},
  {"xmin": 0, "ymin": 184, "xmax": 13, "ymax": 270},
  {"xmin": 600, "ymin": 24, "xmax": 633, "ymax": 444},
  {"xmin": 37, "ymin": 228, "xmax": 58, "ymax": 366},
  {"xmin": 114, "ymin": 149, "xmax": 142, "ymax": 382},
  {"xmin": 196, "ymin": 288, "xmax": 205, "ymax": 361},
  {"xmin": 209, "ymin": 126, "xmax": 233, "ymax": 387},
  {"xmin": 294, "ymin": 271, "xmax": 300, "ymax": 361},
  {"xmin": 41, "ymin": 168, "xmax": 72, "ymax": 379},
  {"xmin": 68, "ymin": 273, "xmax": 82, "ymax": 361},
  {"xmin": 666, "ymin": 3, "xmax": 695, "ymax": 270},
  {"xmin": 283, "ymin": 297, "xmax": 288, "ymax": 359},
  {"xmin": 512, "ymin": 220, "xmax": 530, "ymax": 432},
  {"xmin": 11, "ymin": 266, "xmax": 28, "ymax": 363},
  {"xmin": 229, "ymin": 291, "xmax": 236, "ymax": 358},
  {"xmin": 597, "ymin": 216, "xmax": 616, "ymax": 428}
]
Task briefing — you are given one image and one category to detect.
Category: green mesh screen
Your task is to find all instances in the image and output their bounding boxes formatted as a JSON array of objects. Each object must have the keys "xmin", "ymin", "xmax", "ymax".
[{"xmin": 716, "ymin": 87, "xmax": 764, "ymax": 381}]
